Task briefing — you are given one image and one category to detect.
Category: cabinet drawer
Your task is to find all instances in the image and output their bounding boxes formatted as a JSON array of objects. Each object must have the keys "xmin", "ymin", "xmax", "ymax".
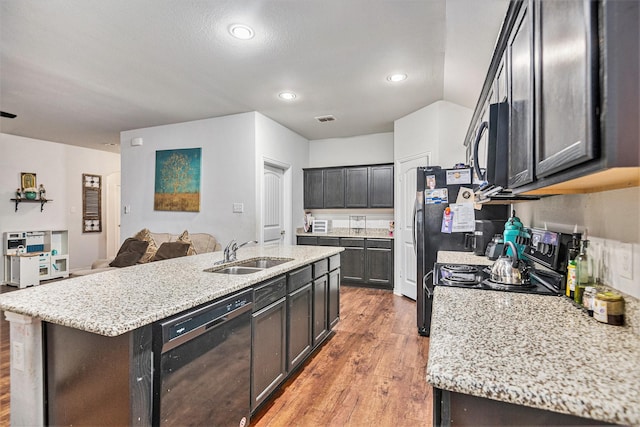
[
  {"xmin": 317, "ymin": 237, "xmax": 340, "ymax": 246},
  {"xmin": 254, "ymin": 275, "xmax": 287, "ymax": 311},
  {"xmin": 329, "ymin": 254, "xmax": 341, "ymax": 271},
  {"xmin": 366, "ymin": 239, "xmax": 392, "ymax": 249},
  {"xmin": 297, "ymin": 236, "xmax": 318, "ymax": 246},
  {"xmin": 288, "ymin": 265, "xmax": 312, "ymax": 292},
  {"xmin": 312, "ymin": 259, "xmax": 328, "ymax": 278},
  {"xmin": 340, "ymin": 238, "xmax": 365, "ymax": 248}
]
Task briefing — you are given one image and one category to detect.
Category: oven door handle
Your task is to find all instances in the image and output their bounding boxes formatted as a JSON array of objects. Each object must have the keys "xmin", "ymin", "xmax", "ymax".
[{"xmin": 423, "ymin": 270, "xmax": 434, "ymax": 298}]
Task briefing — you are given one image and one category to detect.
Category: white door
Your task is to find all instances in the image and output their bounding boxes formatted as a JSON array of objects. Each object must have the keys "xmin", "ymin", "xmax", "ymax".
[
  {"xmin": 106, "ymin": 172, "xmax": 121, "ymax": 257},
  {"xmin": 263, "ymin": 165, "xmax": 285, "ymax": 245},
  {"xmin": 397, "ymin": 155, "xmax": 429, "ymax": 299}
]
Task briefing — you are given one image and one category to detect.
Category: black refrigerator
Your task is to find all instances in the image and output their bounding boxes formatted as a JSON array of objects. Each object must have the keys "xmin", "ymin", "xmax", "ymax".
[{"xmin": 415, "ymin": 166, "xmax": 507, "ymax": 336}]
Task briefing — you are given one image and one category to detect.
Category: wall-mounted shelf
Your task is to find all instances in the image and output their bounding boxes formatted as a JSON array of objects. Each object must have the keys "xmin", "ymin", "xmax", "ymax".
[{"xmin": 10, "ymin": 198, "xmax": 52, "ymax": 212}]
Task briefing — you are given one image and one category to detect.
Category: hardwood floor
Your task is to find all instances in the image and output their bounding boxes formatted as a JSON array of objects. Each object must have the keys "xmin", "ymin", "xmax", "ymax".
[
  {"xmin": 0, "ymin": 285, "xmax": 431, "ymax": 427},
  {"xmin": 253, "ymin": 286, "xmax": 432, "ymax": 426}
]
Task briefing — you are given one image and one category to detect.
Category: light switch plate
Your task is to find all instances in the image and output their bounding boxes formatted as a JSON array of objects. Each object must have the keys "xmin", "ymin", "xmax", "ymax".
[
  {"xmin": 233, "ymin": 203, "xmax": 244, "ymax": 213},
  {"xmin": 620, "ymin": 242, "xmax": 633, "ymax": 280}
]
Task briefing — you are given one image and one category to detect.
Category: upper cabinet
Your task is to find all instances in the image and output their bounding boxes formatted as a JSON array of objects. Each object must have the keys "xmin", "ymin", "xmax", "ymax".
[
  {"xmin": 464, "ymin": 0, "xmax": 639, "ymax": 196},
  {"xmin": 303, "ymin": 164, "xmax": 394, "ymax": 209},
  {"xmin": 534, "ymin": 0, "xmax": 598, "ymax": 179}
]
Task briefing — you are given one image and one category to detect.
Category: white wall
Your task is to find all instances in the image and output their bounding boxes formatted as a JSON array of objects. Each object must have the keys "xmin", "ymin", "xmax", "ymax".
[
  {"xmin": 516, "ymin": 187, "xmax": 640, "ymax": 298},
  {"xmin": 394, "ymin": 100, "xmax": 471, "ymax": 165},
  {"xmin": 120, "ymin": 113, "xmax": 257, "ymax": 247},
  {"xmin": 308, "ymin": 132, "xmax": 393, "ymax": 167},
  {"xmin": 254, "ymin": 112, "xmax": 309, "ymax": 244},
  {"xmin": 0, "ymin": 133, "xmax": 120, "ymax": 276}
]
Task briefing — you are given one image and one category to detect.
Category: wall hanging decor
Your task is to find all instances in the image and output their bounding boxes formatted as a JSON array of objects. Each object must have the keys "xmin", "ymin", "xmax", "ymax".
[
  {"xmin": 154, "ymin": 148, "xmax": 201, "ymax": 212},
  {"xmin": 83, "ymin": 174, "xmax": 102, "ymax": 232}
]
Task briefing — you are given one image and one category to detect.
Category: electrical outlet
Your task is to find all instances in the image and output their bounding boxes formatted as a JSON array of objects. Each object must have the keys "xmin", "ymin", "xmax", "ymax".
[
  {"xmin": 233, "ymin": 203, "xmax": 244, "ymax": 213},
  {"xmin": 620, "ymin": 242, "xmax": 633, "ymax": 280}
]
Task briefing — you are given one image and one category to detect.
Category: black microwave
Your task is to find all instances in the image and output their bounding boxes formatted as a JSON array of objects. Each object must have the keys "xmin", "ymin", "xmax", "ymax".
[{"xmin": 472, "ymin": 101, "xmax": 509, "ymax": 190}]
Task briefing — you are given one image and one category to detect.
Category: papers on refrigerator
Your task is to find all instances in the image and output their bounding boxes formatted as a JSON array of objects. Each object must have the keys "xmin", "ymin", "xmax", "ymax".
[{"xmin": 449, "ymin": 203, "xmax": 475, "ymax": 232}]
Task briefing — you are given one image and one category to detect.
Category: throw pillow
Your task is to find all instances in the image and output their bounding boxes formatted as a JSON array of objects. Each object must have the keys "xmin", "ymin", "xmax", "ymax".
[
  {"xmin": 133, "ymin": 228, "xmax": 158, "ymax": 263},
  {"xmin": 177, "ymin": 230, "xmax": 197, "ymax": 256},
  {"xmin": 152, "ymin": 242, "xmax": 190, "ymax": 261},
  {"xmin": 109, "ymin": 239, "xmax": 149, "ymax": 267}
]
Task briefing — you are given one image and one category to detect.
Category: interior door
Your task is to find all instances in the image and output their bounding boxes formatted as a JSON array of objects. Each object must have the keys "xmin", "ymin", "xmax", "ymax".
[
  {"xmin": 263, "ymin": 165, "xmax": 285, "ymax": 245},
  {"xmin": 397, "ymin": 155, "xmax": 429, "ymax": 299}
]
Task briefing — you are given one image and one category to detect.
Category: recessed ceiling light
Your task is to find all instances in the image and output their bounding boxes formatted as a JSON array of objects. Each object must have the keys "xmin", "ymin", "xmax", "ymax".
[
  {"xmin": 229, "ymin": 24, "xmax": 254, "ymax": 40},
  {"xmin": 387, "ymin": 73, "xmax": 408, "ymax": 82},
  {"xmin": 279, "ymin": 92, "xmax": 297, "ymax": 101}
]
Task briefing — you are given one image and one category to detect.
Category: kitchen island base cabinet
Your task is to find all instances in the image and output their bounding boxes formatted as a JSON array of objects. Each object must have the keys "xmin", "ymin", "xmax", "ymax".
[
  {"xmin": 312, "ymin": 275, "xmax": 328, "ymax": 346},
  {"xmin": 434, "ymin": 388, "xmax": 615, "ymax": 426},
  {"xmin": 45, "ymin": 323, "xmax": 152, "ymax": 426},
  {"xmin": 287, "ymin": 283, "xmax": 313, "ymax": 370},
  {"xmin": 251, "ymin": 297, "xmax": 287, "ymax": 412}
]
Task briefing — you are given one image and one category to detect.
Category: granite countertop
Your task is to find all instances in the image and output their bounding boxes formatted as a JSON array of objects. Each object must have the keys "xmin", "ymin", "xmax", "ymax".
[
  {"xmin": 428, "ymin": 253, "xmax": 640, "ymax": 425},
  {"xmin": 296, "ymin": 227, "xmax": 393, "ymax": 239},
  {"xmin": 0, "ymin": 245, "xmax": 342, "ymax": 337},
  {"xmin": 437, "ymin": 250, "xmax": 494, "ymax": 266}
]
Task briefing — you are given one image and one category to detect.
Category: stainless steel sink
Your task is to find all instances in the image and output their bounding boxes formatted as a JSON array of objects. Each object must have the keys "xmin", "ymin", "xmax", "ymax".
[
  {"xmin": 210, "ymin": 266, "xmax": 264, "ymax": 275},
  {"xmin": 235, "ymin": 258, "xmax": 293, "ymax": 269},
  {"xmin": 204, "ymin": 257, "xmax": 293, "ymax": 274}
]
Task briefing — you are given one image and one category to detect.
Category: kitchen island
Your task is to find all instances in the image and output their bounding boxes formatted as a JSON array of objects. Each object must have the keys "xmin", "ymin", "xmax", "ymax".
[
  {"xmin": 0, "ymin": 244, "xmax": 343, "ymax": 426},
  {"xmin": 427, "ymin": 251, "xmax": 640, "ymax": 426}
]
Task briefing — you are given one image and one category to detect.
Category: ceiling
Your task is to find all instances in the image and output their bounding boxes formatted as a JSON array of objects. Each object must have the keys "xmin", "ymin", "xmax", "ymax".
[{"xmin": 0, "ymin": 0, "xmax": 508, "ymax": 153}]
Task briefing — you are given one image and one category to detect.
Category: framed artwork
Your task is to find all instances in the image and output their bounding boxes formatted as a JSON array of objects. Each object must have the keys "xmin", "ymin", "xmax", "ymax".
[
  {"xmin": 83, "ymin": 174, "xmax": 102, "ymax": 232},
  {"xmin": 21, "ymin": 172, "xmax": 37, "ymax": 190},
  {"xmin": 154, "ymin": 148, "xmax": 201, "ymax": 212}
]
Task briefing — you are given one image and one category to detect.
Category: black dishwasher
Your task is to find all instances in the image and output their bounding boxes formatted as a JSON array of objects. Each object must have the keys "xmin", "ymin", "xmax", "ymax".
[{"xmin": 152, "ymin": 289, "xmax": 253, "ymax": 426}]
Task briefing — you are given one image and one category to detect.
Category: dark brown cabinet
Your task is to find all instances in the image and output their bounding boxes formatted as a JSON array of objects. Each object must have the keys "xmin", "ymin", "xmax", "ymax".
[
  {"xmin": 507, "ymin": 0, "xmax": 534, "ymax": 188},
  {"xmin": 364, "ymin": 239, "xmax": 394, "ymax": 288},
  {"xmin": 345, "ymin": 167, "xmax": 369, "ymax": 208},
  {"xmin": 368, "ymin": 165, "xmax": 394, "ymax": 208},
  {"xmin": 303, "ymin": 169, "xmax": 324, "ymax": 209},
  {"xmin": 251, "ymin": 295, "xmax": 287, "ymax": 412},
  {"xmin": 328, "ymin": 255, "xmax": 341, "ymax": 329},
  {"xmin": 302, "ymin": 164, "xmax": 394, "ymax": 209},
  {"xmin": 312, "ymin": 276, "xmax": 328, "ymax": 345},
  {"xmin": 340, "ymin": 238, "xmax": 366, "ymax": 283},
  {"xmin": 323, "ymin": 168, "xmax": 345, "ymax": 208},
  {"xmin": 287, "ymin": 282, "xmax": 312, "ymax": 370},
  {"xmin": 297, "ymin": 236, "xmax": 394, "ymax": 289},
  {"xmin": 534, "ymin": 0, "xmax": 598, "ymax": 179}
]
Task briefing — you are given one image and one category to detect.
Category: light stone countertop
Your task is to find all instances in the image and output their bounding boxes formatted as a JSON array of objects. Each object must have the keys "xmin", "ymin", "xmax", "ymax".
[
  {"xmin": 428, "ymin": 251, "xmax": 640, "ymax": 425},
  {"xmin": 0, "ymin": 245, "xmax": 342, "ymax": 337},
  {"xmin": 437, "ymin": 250, "xmax": 494, "ymax": 266},
  {"xmin": 296, "ymin": 227, "xmax": 393, "ymax": 239}
]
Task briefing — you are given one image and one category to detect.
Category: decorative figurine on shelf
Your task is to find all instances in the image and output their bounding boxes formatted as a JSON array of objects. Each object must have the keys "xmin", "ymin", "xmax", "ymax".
[
  {"xmin": 15, "ymin": 188, "xmax": 22, "ymax": 200},
  {"xmin": 38, "ymin": 184, "xmax": 47, "ymax": 201}
]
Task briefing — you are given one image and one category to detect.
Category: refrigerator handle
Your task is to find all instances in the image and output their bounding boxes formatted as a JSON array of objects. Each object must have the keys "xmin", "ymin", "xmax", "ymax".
[
  {"xmin": 423, "ymin": 270, "xmax": 434, "ymax": 298},
  {"xmin": 412, "ymin": 199, "xmax": 418, "ymax": 255}
]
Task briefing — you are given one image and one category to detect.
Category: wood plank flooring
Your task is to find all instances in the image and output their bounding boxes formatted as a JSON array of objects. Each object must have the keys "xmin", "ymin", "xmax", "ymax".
[
  {"xmin": 252, "ymin": 286, "xmax": 432, "ymax": 426},
  {"xmin": 0, "ymin": 285, "xmax": 431, "ymax": 427}
]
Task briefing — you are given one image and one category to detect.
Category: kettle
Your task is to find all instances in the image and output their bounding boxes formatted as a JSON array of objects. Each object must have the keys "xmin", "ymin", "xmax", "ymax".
[
  {"xmin": 503, "ymin": 210, "xmax": 529, "ymax": 257},
  {"xmin": 490, "ymin": 241, "xmax": 530, "ymax": 285}
]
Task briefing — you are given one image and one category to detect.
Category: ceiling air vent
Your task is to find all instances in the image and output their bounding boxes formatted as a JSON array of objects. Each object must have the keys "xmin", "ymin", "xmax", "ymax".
[{"xmin": 315, "ymin": 115, "xmax": 336, "ymax": 123}]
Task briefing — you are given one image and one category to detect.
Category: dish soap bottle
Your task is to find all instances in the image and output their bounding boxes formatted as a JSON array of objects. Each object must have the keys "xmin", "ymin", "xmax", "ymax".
[{"xmin": 574, "ymin": 232, "xmax": 592, "ymax": 305}]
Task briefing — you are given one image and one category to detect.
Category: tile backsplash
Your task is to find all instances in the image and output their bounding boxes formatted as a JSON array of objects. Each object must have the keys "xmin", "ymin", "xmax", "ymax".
[{"xmin": 308, "ymin": 212, "xmax": 394, "ymax": 231}]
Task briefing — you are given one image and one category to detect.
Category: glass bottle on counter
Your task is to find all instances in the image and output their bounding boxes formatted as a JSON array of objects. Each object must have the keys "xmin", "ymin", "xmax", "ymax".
[
  {"xmin": 565, "ymin": 232, "xmax": 581, "ymax": 299},
  {"xmin": 574, "ymin": 238, "xmax": 592, "ymax": 305}
]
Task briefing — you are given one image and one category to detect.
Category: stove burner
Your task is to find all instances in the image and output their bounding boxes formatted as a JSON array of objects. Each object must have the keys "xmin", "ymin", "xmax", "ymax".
[
  {"xmin": 442, "ymin": 264, "xmax": 479, "ymax": 274},
  {"xmin": 442, "ymin": 275, "xmax": 479, "ymax": 286},
  {"xmin": 482, "ymin": 278, "xmax": 535, "ymax": 290}
]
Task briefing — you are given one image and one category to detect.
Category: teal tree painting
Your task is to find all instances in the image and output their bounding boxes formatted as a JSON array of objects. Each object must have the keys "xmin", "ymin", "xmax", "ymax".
[{"xmin": 154, "ymin": 148, "xmax": 201, "ymax": 212}]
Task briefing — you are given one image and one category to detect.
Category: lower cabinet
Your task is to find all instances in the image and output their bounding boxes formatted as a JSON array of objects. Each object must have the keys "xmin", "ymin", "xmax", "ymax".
[
  {"xmin": 312, "ymin": 275, "xmax": 328, "ymax": 346},
  {"xmin": 296, "ymin": 236, "xmax": 394, "ymax": 289},
  {"xmin": 287, "ymin": 282, "xmax": 313, "ymax": 371},
  {"xmin": 251, "ymin": 297, "xmax": 287, "ymax": 412},
  {"xmin": 328, "ymin": 266, "xmax": 340, "ymax": 329}
]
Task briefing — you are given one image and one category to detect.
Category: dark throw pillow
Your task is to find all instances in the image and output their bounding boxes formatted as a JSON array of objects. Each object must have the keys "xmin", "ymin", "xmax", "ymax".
[
  {"xmin": 109, "ymin": 238, "xmax": 149, "ymax": 267},
  {"xmin": 152, "ymin": 241, "xmax": 190, "ymax": 261}
]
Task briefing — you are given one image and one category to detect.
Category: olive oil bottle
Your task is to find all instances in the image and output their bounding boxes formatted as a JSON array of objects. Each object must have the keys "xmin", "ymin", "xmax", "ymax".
[
  {"xmin": 565, "ymin": 232, "xmax": 581, "ymax": 299},
  {"xmin": 574, "ymin": 236, "xmax": 592, "ymax": 305}
]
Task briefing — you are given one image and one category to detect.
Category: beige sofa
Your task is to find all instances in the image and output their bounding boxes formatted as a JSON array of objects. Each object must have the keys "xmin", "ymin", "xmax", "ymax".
[{"xmin": 71, "ymin": 231, "xmax": 222, "ymax": 277}]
